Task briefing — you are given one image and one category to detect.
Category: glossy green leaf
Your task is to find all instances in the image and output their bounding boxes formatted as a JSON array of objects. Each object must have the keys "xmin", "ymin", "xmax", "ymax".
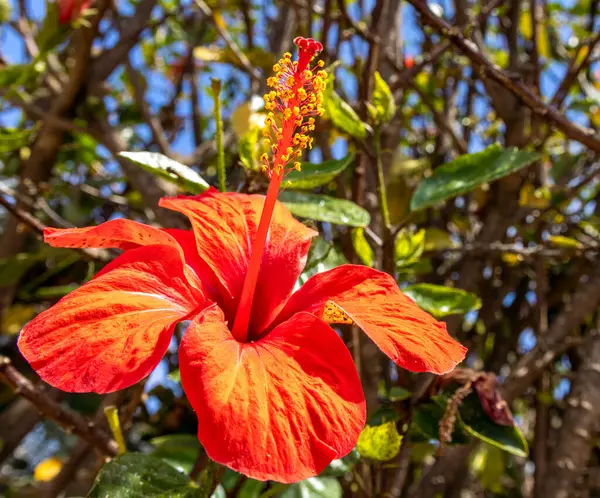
[
  {"xmin": 459, "ymin": 393, "xmax": 528, "ymax": 457},
  {"xmin": 403, "ymin": 284, "xmax": 482, "ymax": 317},
  {"xmin": 279, "ymin": 191, "xmax": 370, "ymax": 227},
  {"xmin": 324, "ymin": 89, "xmax": 368, "ymax": 139},
  {"xmin": 413, "ymin": 402, "xmax": 470, "ymax": 445},
  {"xmin": 395, "ymin": 228, "xmax": 425, "ymax": 267},
  {"xmin": 119, "ymin": 152, "xmax": 209, "ymax": 194},
  {"xmin": 410, "ymin": 144, "xmax": 541, "ymax": 210},
  {"xmin": 285, "ymin": 154, "xmax": 354, "ymax": 189},
  {"xmin": 301, "ymin": 237, "xmax": 348, "ymax": 282},
  {"xmin": 281, "ymin": 477, "xmax": 342, "ymax": 498},
  {"xmin": 351, "ymin": 228, "xmax": 374, "ymax": 266},
  {"xmin": 88, "ymin": 453, "xmax": 201, "ymax": 497},
  {"xmin": 150, "ymin": 435, "xmax": 200, "ymax": 474},
  {"xmin": 372, "ymin": 72, "xmax": 396, "ymax": 125}
]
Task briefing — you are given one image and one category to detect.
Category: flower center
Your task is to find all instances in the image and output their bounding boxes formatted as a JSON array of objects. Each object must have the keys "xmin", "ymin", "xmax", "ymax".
[{"xmin": 230, "ymin": 37, "xmax": 326, "ymax": 342}]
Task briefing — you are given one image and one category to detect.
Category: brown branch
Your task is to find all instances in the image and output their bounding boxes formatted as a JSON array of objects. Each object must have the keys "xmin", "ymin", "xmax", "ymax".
[
  {"xmin": 502, "ymin": 263, "xmax": 600, "ymax": 402},
  {"xmin": 388, "ymin": 0, "xmax": 506, "ymax": 92},
  {"xmin": 193, "ymin": 0, "xmax": 262, "ymax": 83},
  {"xmin": 543, "ymin": 327, "xmax": 600, "ymax": 498},
  {"xmin": 406, "ymin": 0, "xmax": 600, "ymax": 152},
  {"xmin": 0, "ymin": 356, "xmax": 119, "ymax": 457}
]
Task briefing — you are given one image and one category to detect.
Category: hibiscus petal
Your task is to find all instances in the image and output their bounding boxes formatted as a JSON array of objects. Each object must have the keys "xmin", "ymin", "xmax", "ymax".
[
  {"xmin": 18, "ymin": 245, "xmax": 205, "ymax": 393},
  {"xmin": 162, "ymin": 229, "xmax": 222, "ymax": 302},
  {"xmin": 276, "ymin": 265, "xmax": 467, "ymax": 374},
  {"xmin": 179, "ymin": 305, "xmax": 365, "ymax": 483},
  {"xmin": 44, "ymin": 219, "xmax": 176, "ymax": 251},
  {"xmin": 160, "ymin": 191, "xmax": 315, "ymax": 331}
]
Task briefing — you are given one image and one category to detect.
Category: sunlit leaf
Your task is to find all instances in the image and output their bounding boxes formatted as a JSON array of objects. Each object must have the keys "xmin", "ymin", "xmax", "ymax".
[
  {"xmin": 395, "ymin": 228, "xmax": 425, "ymax": 267},
  {"xmin": 423, "ymin": 228, "xmax": 457, "ymax": 251},
  {"xmin": 356, "ymin": 422, "xmax": 403, "ymax": 461},
  {"xmin": 410, "ymin": 144, "xmax": 540, "ymax": 210},
  {"xmin": 0, "ymin": 127, "xmax": 37, "ymax": 153},
  {"xmin": 548, "ymin": 235, "xmax": 583, "ymax": 249},
  {"xmin": 34, "ymin": 457, "xmax": 63, "ymax": 482},
  {"xmin": 285, "ymin": 154, "xmax": 354, "ymax": 189},
  {"xmin": 519, "ymin": 182, "xmax": 552, "ymax": 209},
  {"xmin": 372, "ymin": 72, "xmax": 396, "ymax": 125},
  {"xmin": 1, "ymin": 304, "xmax": 36, "ymax": 335},
  {"xmin": 279, "ymin": 191, "xmax": 370, "ymax": 227},
  {"xmin": 119, "ymin": 152, "xmax": 209, "ymax": 194},
  {"xmin": 89, "ymin": 453, "xmax": 201, "ymax": 497},
  {"xmin": 403, "ymin": 284, "xmax": 481, "ymax": 317},
  {"xmin": 351, "ymin": 228, "xmax": 374, "ymax": 267},
  {"xmin": 281, "ymin": 477, "xmax": 342, "ymax": 498},
  {"xmin": 323, "ymin": 86, "xmax": 368, "ymax": 139}
]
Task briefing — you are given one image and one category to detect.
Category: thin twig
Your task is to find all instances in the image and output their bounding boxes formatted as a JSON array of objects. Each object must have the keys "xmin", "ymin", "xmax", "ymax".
[
  {"xmin": 0, "ymin": 356, "xmax": 119, "ymax": 457},
  {"xmin": 406, "ymin": 0, "xmax": 600, "ymax": 152}
]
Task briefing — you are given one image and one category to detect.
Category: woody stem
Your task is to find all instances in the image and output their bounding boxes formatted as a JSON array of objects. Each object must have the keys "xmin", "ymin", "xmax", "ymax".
[{"xmin": 231, "ymin": 172, "xmax": 284, "ymax": 342}]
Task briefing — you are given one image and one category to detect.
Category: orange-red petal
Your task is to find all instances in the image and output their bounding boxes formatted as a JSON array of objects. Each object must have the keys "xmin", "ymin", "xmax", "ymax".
[
  {"xmin": 276, "ymin": 265, "xmax": 467, "ymax": 374},
  {"xmin": 18, "ymin": 245, "xmax": 205, "ymax": 393},
  {"xmin": 179, "ymin": 305, "xmax": 365, "ymax": 483},
  {"xmin": 160, "ymin": 191, "xmax": 315, "ymax": 330},
  {"xmin": 43, "ymin": 220, "xmax": 208, "ymax": 294},
  {"xmin": 44, "ymin": 219, "xmax": 176, "ymax": 251}
]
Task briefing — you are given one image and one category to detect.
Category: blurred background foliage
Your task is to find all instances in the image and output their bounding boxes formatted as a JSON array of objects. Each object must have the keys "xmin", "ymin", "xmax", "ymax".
[{"xmin": 0, "ymin": 0, "xmax": 599, "ymax": 496}]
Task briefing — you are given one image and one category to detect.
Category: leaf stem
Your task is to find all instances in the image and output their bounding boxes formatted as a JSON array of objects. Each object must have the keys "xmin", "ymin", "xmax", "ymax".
[
  {"xmin": 211, "ymin": 78, "xmax": 226, "ymax": 192},
  {"xmin": 374, "ymin": 128, "xmax": 391, "ymax": 230}
]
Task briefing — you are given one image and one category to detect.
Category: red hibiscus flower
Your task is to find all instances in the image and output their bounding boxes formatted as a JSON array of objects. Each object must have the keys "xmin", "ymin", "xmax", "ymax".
[
  {"xmin": 58, "ymin": 0, "xmax": 91, "ymax": 24},
  {"xmin": 18, "ymin": 38, "xmax": 466, "ymax": 483}
]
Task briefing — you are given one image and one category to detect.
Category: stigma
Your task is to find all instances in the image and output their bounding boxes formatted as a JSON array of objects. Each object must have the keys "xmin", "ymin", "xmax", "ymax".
[{"xmin": 260, "ymin": 37, "xmax": 327, "ymax": 178}]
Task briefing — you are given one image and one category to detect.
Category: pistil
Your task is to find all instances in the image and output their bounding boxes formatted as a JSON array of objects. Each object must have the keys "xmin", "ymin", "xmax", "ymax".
[{"xmin": 230, "ymin": 37, "xmax": 326, "ymax": 342}]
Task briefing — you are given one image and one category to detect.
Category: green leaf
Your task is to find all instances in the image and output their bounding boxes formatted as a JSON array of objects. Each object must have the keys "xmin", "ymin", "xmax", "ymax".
[
  {"xmin": 0, "ymin": 0, "xmax": 11, "ymax": 22},
  {"xmin": 395, "ymin": 228, "xmax": 425, "ymax": 267},
  {"xmin": 368, "ymin": 405, "xmax": 401, "ymax": 426},
  {"xmin": 324, "ymin": 89, "xmax": 368, "ymax": 139},
  {"xmin": 321, "ymin": 450, "xmax": 359, "ymax": 477},
  {"xmin": 0, "ymin": 248, "xmax": 72, "ymax": 286},
  {"xmin": 459, "ymin": 393, "xmax": 528, "ymax": 457},
  {"xmin": 279, "ymin": 191, "xmax": 370, "ymax": 227},
  {"xmin": 372, "ymin": 72, "xmax": 396, "ymax": 125},
  {"xmin": 413, "ymin": 402, "xmax": 470, "ymax": 445},
  {"xmin": 548, "ymin": 235, "xmax": 583, "ymax": 249},
  {"xmin": 410, "ymin": 144, "xmax": 541, "ymax": 210},
  {"xmin": 285, "ymin": 154, "xmax": 354, "ymax": 189},
  {"xmin": 0, "ymin": 127, "xmax": 34, "ymax": 153},
  {"xmin": 301, "ymin": 237, "xmax": 348, "ymax": 282},
  {"xmin": 0, "ymin": 63, "xmax": 40, "ymax": 89},
  {"xmin": 237, "ymin": 479, "xmax": 266, "ymax": 498},
  {"xmin": 403, "ymin": 284, "xmax": 482, "ymax": 317},
  {"xmin": 119, "ymin": 152, "xmax": 209, "ymax": 194},
  {"xmin": 150, "ymin": 435, "xmax": 200, "ymax": 474},
  {"xmin": 88, "ymin": 453, "xmax": 201, "ymax": 497},
  {"xmin": 357, "ymin": 422, "xmax": 402, "ymax": 461},
  {"xmin": 351, "ymin": 228, "xmax": 374, "ymax": 266},
  {"xmin": 281, "ymin": 477, "xmax": 342, "ymax": 498},
  {"xmin": 388, "ymin": 386, "xmax": 412, "ymax": 402}
]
